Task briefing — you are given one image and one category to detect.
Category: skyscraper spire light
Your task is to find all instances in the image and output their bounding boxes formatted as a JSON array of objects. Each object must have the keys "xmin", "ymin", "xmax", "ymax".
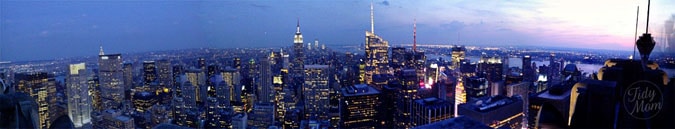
[
  {"xmin": 99, "ymin": 45, "xmax": 105, "ymax": 55},
  {"xmin": 294, "ymin": 18, "xmax": 303, "ymax": 44},
  {"xmin": 370, "ymin": 2, "xmax": 374, "ymax": 34}
]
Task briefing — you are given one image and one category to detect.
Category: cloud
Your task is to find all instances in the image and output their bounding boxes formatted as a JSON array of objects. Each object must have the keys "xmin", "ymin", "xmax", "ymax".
[
  {"xmin": 440, "ymin": 21, "xmax": 465, "ymax": 31},
  {"xmin": 249, "ymin": 3, "xmax": 271, "ymax": 9},
  {"xmin": 39, "ymin": 30, "xmax": 50, "ymax": 37},
  {"xmin": 380, "ymin": 1, "xmax": 389, "ymax": 6}
]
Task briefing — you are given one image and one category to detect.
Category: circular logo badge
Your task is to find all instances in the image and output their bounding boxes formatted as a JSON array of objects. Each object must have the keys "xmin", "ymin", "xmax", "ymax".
[{"xmin": 623, "ymin": 80, "xmax": 663, "ymax": 120}]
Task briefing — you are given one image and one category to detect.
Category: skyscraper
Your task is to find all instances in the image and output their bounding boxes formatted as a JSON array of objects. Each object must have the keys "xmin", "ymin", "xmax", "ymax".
[
  {"xmin": 340, "ymin": 84, "xmax": 381, "ymax": 129},
  {"xmin": 156, "ymin": 59, "xmax": 172, "ymax": 88},
  {"xmin": 522, "ymin": 55, "xmax": 535, "ymax": 82},
  {"xmin": 292, "ymin": 19, "xmax": 305, "ymax": 95},
  {"xmin": 364, "ymin": 2, "xmax": 389, "ymax": 85},
  {"xmin": 303, "ymin": 65, "xmax": 330, "ymax": 120},
  {"xmin": 67, "ymin": 63, "xmax": 93, "ymax": 128},
  {"xmin": 142, "ymin": 61, "xmax": 158, "ymax": 92},
  {"xmin": 15, "ymin": 72, "xmax": 57, "ymax": 129},
  {"xmin": 257, "ymin": 57, "xmax": 273, "ymax": 103},
  {"xmin": 123, "ymin": 63, "xmax": 133, "ymax": 93},
  {"xmin": 451, "ymin": 46, "xmax": 466, "ymax": 70},
  {"xmin": 185, "ymin": 69, "xmax": 206, "ymax": 103},
  {"xmin": 98, "ymin": 48, "xmax": 125, "ymax": 109}
]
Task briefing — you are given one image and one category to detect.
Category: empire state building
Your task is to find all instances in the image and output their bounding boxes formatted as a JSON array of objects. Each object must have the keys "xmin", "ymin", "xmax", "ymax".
[{"xmin": 292, "ymin": 20, "xmax": 305, "ymax": 87}]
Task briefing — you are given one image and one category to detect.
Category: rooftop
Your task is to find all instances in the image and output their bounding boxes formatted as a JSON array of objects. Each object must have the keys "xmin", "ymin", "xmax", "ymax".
[
  {"xmin": 305, "ymin": 65, "xmax": 329, "ymax": 69},
  {"xmin": 414, "ymin": 97, "xmax": 452, "ymax": 107},
  {"xmin": 460, "ymin": 95, "xmax": 521, "ymax": 113},
  {"xmin": 342, "ymin": 84, "xmax": 380, "ymax": 97}
]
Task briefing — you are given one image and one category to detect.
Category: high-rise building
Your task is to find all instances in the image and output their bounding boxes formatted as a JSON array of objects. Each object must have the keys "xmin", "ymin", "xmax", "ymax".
[
  {"xmin": 340, "ymin": 84, "xmax": 381, "ymax": 129},
  {"xmin": 142, "ymin": 61, "xmax": 157, "ymax": 92},
  {"xmin": 522, "ymin": 55, "xmax": 535, "ymax": 81},
  {"xmin": 258, "ymin": 57, "xmax": 273, "ymax": 103},
  {"xmin": 303, "ymin": 65, "xmax": 330, "ymax": 120},
  {"xmin": 464, "ymin": 76, "xmax": 488, "ymax": 101},
  {"xmin": 391, "ymin": 47, "xmax": 408, "ymax": 71},
  {"xmin": 185, "ymin": 69, "xmax": 206, "ymax": 103},
  {"xmin": 412, "ymin": 97, "xmax": 453, "ymax": 127},
  {"xmin": 98, "ymin": 52, "xmax": 125, "ymax": 109},
  {"xmin": 505, "ymin": 82, "xmax": 530, "ymax": 127},
  {"xmin": 90, "ymin": 70, "xmax": 104, "ymax": 112},
  {"xmin": 15, "ymin": 72, "xmax": 57, "ymax": 129},
  {"xmin": 396, "ymin": 69, "xmax": 420, "ymax": 128},
  {"xmin": 156, "ymin": 59, "xmax": 172, "ymax": 104},
  {"xmin": 156, "ymin": 59, "xmax": 172, "ymax": 88},
  {"xmin": 666, "ymin": 16, "xmax": 674, "ymax": 53},
  {"xmin": 478, "ymin": 54, "xmax": 503, "ymax": 83},
  {"xmin": 67, "ymin": 63, "xmax": 93, "ymax": 128},
  {"xmin": 222, "ymin": 67, "xmax": 241, "ymax": 103},
  {"xmin": 172, "ymin": 65, "xmax": 185, "ymax": 97},
  {"xmin": 178, "ymin": 75, "xmax": 198, "ymax": 110},
  {"xmin": 292, "ymin": 19, "xmax": 306, "ymax": 102},
  {"xmin": 123, "ymin": 63, "xmax": 133, "ymax": 93},
  {"xmin": 364, "ymin": 3, "xmax": 389, "ymax": 84},
  {"xmin": 364, "ymin": 31, "xmax": 389, "ymax": 85},
  {"xmin": 451, "ymin": 46, "xmax": 466, "ymax": 70}
]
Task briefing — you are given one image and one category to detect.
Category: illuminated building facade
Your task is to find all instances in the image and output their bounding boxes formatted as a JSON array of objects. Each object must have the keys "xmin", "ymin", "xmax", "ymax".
[
  {"xmin": 15, "ymin": 72, "xmax": 57, "ymax": 129},
  {"xmin": 185, "ymin": 69, "xmax": 206, "ymax": 103},
  {"xmin": 478, "ymin": 54, "xmax": 503, "ymax": 83},
  {"xmin": 396, "ymin": 69, "xmax": 420, "ymax": 128},
  {"xmin": 464, "ymin": 76, "xmax": 488, "ymax": 101},
  {"xmin": 222, "ymin": 67, "xmax": 241, "ymax": 103},
  {"xmin": 303, "ymin": 65, "xmax": 330, "ymax": 120},
  {"xmin": 156, "ymin": 59, "xmax": 172, "ymax": 93},
  {"xmin": 67, "ymin": 63, "xmax": 93, "ymax": 128},
  {"xmin": 451, "ymin": 46, "xmax": 466, "ymax": 70},
  {"xmin": 340, "ymin": 84, "xmax": 380, "ymax": 129},
  {"xmin": 98, "ymin": 53, "xmax": 125, "ymax": 109},
  {"xmin": 132, "ymin": 91, "xmax": 155, "ymax": 113},
  {"xmin": 143, "ymin": 61, "xmax": 157, "ymax": 90},
  {"xmin": 292, "ymin": 19, "xmax": 305, "ymax": 92},
  {"xmin": 412, "ymin": 97, "xmax": 453, "ymax": 127},
  {"xmin": 364, "ymin": 31, "xmax": 390, "ymax": 84},
  {"xmin": 364, "ymin": 3, "xmax": 389, "ymax": 84}
]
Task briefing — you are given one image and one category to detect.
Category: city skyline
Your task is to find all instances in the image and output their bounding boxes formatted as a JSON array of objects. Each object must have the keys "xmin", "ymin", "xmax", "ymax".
[{"xmin": 1, "ymin": 0, "xmax": 674, "ymax": 61}]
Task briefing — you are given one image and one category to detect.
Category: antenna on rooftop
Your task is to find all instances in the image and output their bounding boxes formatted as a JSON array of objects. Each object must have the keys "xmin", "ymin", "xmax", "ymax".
[
  {"xmin": 636, "ymin": 0, "xmax": 656, "ymax": 70},
  {"xmin": 633, "ymin": 6, "xmax": 639, "ymax": 60}
]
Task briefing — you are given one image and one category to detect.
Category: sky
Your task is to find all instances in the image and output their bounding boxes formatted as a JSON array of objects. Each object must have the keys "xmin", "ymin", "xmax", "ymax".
[{"xmin": 1, "ymin": 0, "xmax": 674, "ymax": 61}]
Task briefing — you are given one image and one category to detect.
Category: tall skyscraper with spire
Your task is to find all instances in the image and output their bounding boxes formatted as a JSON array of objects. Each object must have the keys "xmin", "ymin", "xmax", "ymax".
[
  {"xmin": 292, "ymin": 19, "xmax": 305, "ymax": 91},
  {"xmin": 364, "ymin": 3, "xmax": 389, "ymax": 84}
]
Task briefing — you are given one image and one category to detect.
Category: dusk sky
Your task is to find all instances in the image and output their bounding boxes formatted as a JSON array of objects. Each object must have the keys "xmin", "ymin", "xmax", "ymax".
[{"xmin": 1, "ymin": 0, "xmax": 674, "ymax": 61}]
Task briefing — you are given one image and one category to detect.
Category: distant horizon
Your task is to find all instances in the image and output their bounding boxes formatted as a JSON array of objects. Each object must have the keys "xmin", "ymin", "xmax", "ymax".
[{"xmin": 0, "ymin": 44, "xmax": 641, "ymax": 63}]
